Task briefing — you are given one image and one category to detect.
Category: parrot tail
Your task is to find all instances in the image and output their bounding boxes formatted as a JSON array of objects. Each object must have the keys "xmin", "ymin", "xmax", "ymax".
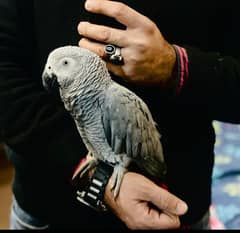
[{"xmin": 136, "ymin": 157, "xmax": 167, "ymax": 180}]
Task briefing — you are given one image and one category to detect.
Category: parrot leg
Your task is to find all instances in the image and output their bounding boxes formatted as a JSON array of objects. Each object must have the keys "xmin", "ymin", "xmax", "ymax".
[
  {"xmin": 110, "ymin": 155, "xmax": 131, "ymax": 199},
  {"xmin": 78, "ymin": 152, "xmax": 98, "ymax": 178},
  {"xmin": 104, "ymin": 153, "xmax": 119, "ymax": 164},
  {"xmin": 110, "ymin": 164, "xmax": 127, "ymax": 199}
]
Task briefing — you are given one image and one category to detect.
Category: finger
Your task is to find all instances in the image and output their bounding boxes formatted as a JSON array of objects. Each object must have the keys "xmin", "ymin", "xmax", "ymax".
[
  {"xmin": 79, "ymin": 38, "xmax": 127, "ymax": 77},
  {"xmin": 106, "ymin": 62, "xmax": 125, "ymax": 78},
  {"xmin": 79, "ymin": 37, "xmax": 107, "ymax": 58},
  {"xmin": 78, "ymin": 21, "xmax": 128, "ymax": 47},
  {"xmin": 133, "ymin": 203, "xmax": 180, "ymax": 230},
  {"xmin": 147, "ymin": 208, "xmax": 181, "ymax": 229},
  {"xmin": 85, "ymin": 0, "xmax": 149, "ymax": 29},
  {"xmin": 147, "ymin": 184, "xmax": 188, "ymax": 216}
]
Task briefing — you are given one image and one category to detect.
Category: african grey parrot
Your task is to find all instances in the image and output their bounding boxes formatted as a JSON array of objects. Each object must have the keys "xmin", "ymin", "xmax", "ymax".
[{"xmin": 42, "ymin": 46, "xmax": 167, "ymax": 198}]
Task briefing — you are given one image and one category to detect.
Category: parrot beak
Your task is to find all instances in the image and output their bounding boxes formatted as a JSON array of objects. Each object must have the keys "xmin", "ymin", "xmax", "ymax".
[{"xmin": 42, "ymin": 71, "xmax": 59, "ymax": 93}]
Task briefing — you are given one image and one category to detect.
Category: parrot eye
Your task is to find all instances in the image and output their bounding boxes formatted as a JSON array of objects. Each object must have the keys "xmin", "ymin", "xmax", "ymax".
[
  {"xmin": 63, "ymin": 60, "xmax": 68, "ymax": 65},
  {"xmin": 60, "ymin": 58, "xmax": 75, "ymax": 68}
]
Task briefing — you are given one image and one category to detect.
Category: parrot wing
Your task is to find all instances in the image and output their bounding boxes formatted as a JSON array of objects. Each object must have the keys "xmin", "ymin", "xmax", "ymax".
[{"xmin": 102, "ymin": 82, "xmax": 165, "ymax": 175}]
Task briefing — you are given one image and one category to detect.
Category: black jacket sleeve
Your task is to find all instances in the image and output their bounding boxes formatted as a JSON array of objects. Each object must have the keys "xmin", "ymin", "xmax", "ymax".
[
  {"xmin": 0, "ymin": 0, "xmax": 86, "ymax": 162},
  {"xmin": 177, "ymin": 7, "xmax": 240, "ymax": 124},
  {"xmin": 178, "ymin": 46, "xmax": 240, "ymax": 124}
]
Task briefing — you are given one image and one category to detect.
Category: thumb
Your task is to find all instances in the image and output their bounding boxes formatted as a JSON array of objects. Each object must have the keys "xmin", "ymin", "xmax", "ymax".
[{"xmin": 147, "ymin": 182, "xmax": 188, "ymax": 216}]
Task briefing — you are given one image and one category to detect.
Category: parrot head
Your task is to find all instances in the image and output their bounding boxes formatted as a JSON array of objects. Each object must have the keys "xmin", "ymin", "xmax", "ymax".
[{"xmin": 42, "ymin": 45, "xmax": 109, "ymax": 93}]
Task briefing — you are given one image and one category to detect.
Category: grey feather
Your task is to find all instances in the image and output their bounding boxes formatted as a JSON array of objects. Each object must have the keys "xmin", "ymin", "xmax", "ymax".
[{"xmin": 42, "ymin": 46, "xmax": 167, "ymax": 198}]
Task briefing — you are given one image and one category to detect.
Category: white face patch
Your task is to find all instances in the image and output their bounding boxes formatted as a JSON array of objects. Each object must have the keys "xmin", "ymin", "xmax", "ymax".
[
  {"xmin": 55, "ymin": 57, "xmax": 78, "ymax": 83},
  {"xmin": 44, "ymin": 45, "xmax": 111, "ymax": 95}
]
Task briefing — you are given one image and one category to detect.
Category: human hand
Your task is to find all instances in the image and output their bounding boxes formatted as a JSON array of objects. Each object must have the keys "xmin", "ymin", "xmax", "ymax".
[
  {"xmin": 78, "ymin": 0, "xmax": 177, "ymax": 87},
  {"xmin": 104, "ymin": 172, "xmax": 188, "ymax": 230}
]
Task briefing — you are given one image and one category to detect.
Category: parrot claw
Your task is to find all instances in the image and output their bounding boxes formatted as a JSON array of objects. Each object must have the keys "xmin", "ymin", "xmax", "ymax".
[
  {"xmin": 78, "ymin": 152, "xmax": 98, "ymax": 178},
  {"xmin": 110, "ymin": 164, "xmax": 127, "ymax": 199},
  {"xmin": 104, "ymin": 153, "xmax": 128, "ymax": 165},
  {"xmin": 104, "ymin": 153, "xmax": 117, "ymax": 164}
]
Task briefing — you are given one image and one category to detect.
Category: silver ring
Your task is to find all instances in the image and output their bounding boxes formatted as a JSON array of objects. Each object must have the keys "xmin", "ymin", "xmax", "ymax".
[{"xmin": 104, "ymin": 44, "xmax": 124, "ymax": 65}]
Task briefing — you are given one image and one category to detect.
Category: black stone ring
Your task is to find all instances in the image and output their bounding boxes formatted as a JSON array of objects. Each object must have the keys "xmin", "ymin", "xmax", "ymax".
[{"xmin": 104, "ymin": 44, "xmax": 124, "ymax": 65}]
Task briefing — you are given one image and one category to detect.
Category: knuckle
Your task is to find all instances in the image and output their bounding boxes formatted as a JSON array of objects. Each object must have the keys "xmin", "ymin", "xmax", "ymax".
[
  {"xmin": 136, "ymin": 41, "xmax": 148, "ymax": 53},
  {"xmin": 97, "ymin": 46, "xmax": 105, "ymax": 58},
  {"xmin": 160, "ymin": 197, "xmax": 170, "ymax": 210},
  {"xmin": 132, "ymin": 37, "xmax": 148, "ymax": 53},
  {"xmin": 144, "ymin": 20, "xmax": 156, "ymax": 34},
  {"xmin": 100, "ymin": 29, "xmax": 111, "ymax": 42},
  {"xmin": 112, "ymin": 3, "xmax": 125, "ymax": 18},
  {"xmin": 127, "ymin": 54, "xmax": 138, "ymax": 65}
]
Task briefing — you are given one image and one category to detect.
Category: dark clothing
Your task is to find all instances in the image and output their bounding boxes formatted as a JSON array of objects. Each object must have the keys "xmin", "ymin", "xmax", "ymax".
[{"xmin": 0, "ymin": 0, "xmax": 240, "ymax": 229}]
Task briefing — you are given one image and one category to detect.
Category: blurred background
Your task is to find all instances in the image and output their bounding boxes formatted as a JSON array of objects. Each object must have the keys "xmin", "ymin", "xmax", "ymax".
[
  {"xmin": 0, "ymin": 121, "xmax": 240, "ymax": 229},
  {"xmin": 210, "ymin": 121, "xmax": 240, "ymax": 229}
]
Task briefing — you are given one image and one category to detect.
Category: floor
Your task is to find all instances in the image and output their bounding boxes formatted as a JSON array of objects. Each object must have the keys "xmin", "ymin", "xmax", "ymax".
[{"xmin": 0, "ymin": 145, "xmax": 14, "ymax": 230}]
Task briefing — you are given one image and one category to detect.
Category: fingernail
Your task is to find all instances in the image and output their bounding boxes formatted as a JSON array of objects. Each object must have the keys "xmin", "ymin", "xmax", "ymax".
[
  {"xmin": 85, "ymin": 0, "xmax": 94, "ymax": 10},
  {"xmin": 176, "ymin": 202, "xmax": 188, "ymax": 214}
]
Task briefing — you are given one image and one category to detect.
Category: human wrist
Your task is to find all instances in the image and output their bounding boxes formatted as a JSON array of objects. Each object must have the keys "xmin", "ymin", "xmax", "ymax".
[
  {"xmin": 72, "ymin": 159, "xmax": 114, "ymax": 211},
  {"xmin": 172, "ymin": 44, "xmax": 189, "ymax": 95},
  {"xmin": 158, "ymin": 42, "xmax": 177, "ymax": 88}
]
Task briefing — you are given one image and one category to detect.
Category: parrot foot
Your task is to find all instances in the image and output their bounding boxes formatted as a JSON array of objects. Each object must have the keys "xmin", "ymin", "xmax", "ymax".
[
  {"xmin": 78, "ymin": 152, "xmax": 98, "ymax": 178},
  {"xmin": 110, "ymin": 164, "xmax": 127, "ymax": 199},
  {"xmin": 104, "ymin": 153, "xmax": 118, "ymax": 164},
  {"xmin": 104, "ymin": 153, "xmax": 129, "ymax": 165}
]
